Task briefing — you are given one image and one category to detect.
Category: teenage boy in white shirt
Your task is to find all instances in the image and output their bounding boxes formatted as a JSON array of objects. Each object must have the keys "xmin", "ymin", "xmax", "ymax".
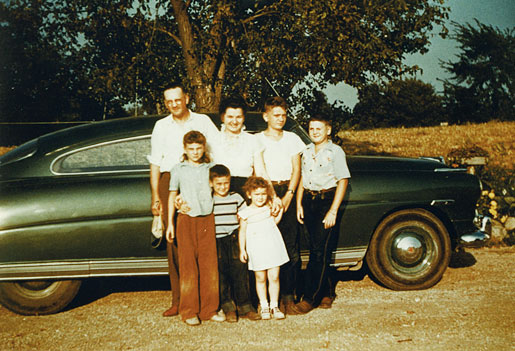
[{"xmin": 256, "ymin": 96, "xmax": 305, "ymax": 315}]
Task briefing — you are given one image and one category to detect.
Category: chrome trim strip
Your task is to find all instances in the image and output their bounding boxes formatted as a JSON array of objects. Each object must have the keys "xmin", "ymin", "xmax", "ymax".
[
  {"xmin": 0, "ymin": 258, "xmax": 169, "ymax": 281},
  {"xmin": 0, "ymin": 261, "xmax": 90, "ymax": 280},
  {"xmin": 300, "ymin": 247, "xmax": 367, "ymax": 269},
  {"xmin": 89, "ymin": 259, "xmax": 169, "ymax": 276},
  {"xmin": 1, "ymin": 248, "xmax": 368, "ymax": 281},
  {"xmin": 434, "ymin": 168, "xmax": 467, "ymax": 172},
  {"xmin": 430, "ymin": 199, "xmax": 456, "ymax": 206},
  {"xmin": 419, "ymin": 156, "xmax": 445, "ymax": 164},
  {"xmin": 50, "ymin": 135, "xmax": 152, "ymax": 176}
]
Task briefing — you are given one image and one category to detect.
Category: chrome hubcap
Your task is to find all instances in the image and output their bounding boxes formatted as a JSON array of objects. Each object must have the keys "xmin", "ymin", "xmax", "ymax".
[
  {"xmin": 388, "ymin": 226, "xmax": 436, "ymax": 275},
  {"xmin": 392, "ymin": 235, "xmax": 424, "ymax": 267}
]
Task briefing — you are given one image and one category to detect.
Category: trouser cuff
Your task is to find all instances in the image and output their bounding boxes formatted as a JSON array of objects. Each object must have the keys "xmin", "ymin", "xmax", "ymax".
[
  {"xmin": 221, "ymin": 301, "xmax": 236, "ymax": 313},
  {"xmin": 238, "ymin": 303, "xmax": 256, "ymax": 315}
]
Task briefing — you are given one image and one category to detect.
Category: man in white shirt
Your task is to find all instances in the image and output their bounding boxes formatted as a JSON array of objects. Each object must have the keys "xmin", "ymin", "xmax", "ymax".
[
  {"xmin": 256, "ymin": 96, "xmax": 306, "ymax": 315},
  {"xmin": 148, "ymin": 83, "xmax": 219, "ymax": 317}
]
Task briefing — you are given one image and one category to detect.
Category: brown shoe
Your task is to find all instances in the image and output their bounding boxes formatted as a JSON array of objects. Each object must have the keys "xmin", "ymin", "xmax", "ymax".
[
  {"xmin": 226, "ymin": 311, "xmax": 238, "ymax": 323},
  {"xmin": 240, "ymin": 310, "xmax": 261, "ymax": 321},
  {"xmin": 162, "ymin": 305, "xmax": 179, "ymax": 317},
  {"xmin": 283, "ymin": 300, "xmax": 300, "ymax": 315},
  {"xmin": 318, "ymin": 296, "xmax": 335, "ymax": 309},
  {"xmin": 291, "ymin": 300, "xmax": 314, "ymax": 314}
]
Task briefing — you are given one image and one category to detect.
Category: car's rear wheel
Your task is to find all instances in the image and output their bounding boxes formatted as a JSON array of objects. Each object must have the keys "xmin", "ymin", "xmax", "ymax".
[
  {"xmin": 0, "ymin": 280, "xmax": 81, "ymax": 315},
  {"xmin": 365, "ymin": 209, "xmax": 451, "ymax": 290}
]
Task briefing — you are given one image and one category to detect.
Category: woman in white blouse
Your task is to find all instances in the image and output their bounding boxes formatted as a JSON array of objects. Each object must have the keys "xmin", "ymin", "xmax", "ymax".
[{"xmin": 212, "ymin": 98, "xmax": 273, "ymax": 198}]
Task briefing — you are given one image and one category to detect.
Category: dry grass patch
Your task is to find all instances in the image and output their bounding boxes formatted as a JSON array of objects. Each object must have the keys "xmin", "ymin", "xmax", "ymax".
[
  {"xmin": 338, "ymin": 121, "xmax": 514, "ymax": 169},
  {"xmin": 0, "ymin": 146, "xmax": 16, "ymax": 156}
]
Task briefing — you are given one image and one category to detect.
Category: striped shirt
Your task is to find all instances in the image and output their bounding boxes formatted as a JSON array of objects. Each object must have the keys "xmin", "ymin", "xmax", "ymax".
[{"xmin": 213, "ymin": 192, "xmax": 246, "ymax": 238}]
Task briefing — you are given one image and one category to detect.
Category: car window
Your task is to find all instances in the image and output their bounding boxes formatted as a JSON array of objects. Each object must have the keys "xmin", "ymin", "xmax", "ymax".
[{"xmin": 52, "ymin": 136, "xmax": 150, "ymax": 174}]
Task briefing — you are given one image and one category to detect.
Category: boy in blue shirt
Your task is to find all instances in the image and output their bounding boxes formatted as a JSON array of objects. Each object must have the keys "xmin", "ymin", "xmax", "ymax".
[
  {"xmin": 292, "ymin": 115, "xmax": 351, "ymax": 314},
  {"xmin": 166, "ymin": 131, "xmax": 222, "ymax": 326}
]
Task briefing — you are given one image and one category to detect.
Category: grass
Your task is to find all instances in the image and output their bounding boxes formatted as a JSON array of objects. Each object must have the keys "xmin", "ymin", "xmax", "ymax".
[
  {"xmin": 1, "ymin": 121, "xmax": 514, "ymax": 169},
  {"xmin": 0, "ymin": 146, "xmax": 15, "ymax": 156},
  {"xmin": 337, "ymin": 121, "xmax": 514, "ymax": 170}
]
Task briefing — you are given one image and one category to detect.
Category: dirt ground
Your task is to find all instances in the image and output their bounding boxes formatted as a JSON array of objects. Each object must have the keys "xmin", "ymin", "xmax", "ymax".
[{"xmin": 1, "ymin": 247, "xmax": 514, "ymax": 351}]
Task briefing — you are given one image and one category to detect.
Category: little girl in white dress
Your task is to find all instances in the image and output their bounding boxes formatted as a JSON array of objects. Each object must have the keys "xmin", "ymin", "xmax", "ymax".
[{"xmin": 238, "ymin": 176, "xmax": 289, "ymax": 320}]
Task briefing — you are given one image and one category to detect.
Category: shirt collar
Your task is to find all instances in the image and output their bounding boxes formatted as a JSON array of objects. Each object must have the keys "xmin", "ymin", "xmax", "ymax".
[
  {"xmin": 166, "ymin": 110, "xmax": 193, "ymax": 125},
  {"xmin": 306, "ymin": 140, "xmax": 333, "ymax": 153}
]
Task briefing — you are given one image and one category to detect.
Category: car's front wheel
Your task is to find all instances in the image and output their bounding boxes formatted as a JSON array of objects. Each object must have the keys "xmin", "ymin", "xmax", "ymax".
[
  {"xmin": 365, "ymin": 209, "xmax": 451, "ymax": 290},
  {"xmin": 0, "ymin": 280, "xmax": 81, "ymax": 315}
]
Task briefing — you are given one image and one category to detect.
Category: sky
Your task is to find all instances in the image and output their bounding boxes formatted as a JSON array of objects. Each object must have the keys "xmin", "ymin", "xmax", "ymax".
[{"xmin": 323, "ymin": 0, "xmax": 515, "ymax": 109}]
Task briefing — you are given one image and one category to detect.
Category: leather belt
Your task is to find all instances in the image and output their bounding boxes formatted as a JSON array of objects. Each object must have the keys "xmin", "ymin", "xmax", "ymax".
[
  {"xmin": 271, "ymin": 180, "xmax": 289, "ymax": 186},
  {"xmin": 305, "ymin": 187, "xmax": 336, "ymax": 200}
]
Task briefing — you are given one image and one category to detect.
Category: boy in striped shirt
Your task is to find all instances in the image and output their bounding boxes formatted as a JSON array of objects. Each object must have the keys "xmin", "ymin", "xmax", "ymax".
[{"xmin": 210, "ymin": 164, "xmax": 260, "ymax": 322}]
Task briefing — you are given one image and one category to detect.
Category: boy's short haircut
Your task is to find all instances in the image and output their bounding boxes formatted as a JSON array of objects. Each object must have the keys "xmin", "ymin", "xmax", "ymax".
[
  {"xmin": 182, "ymin": 131, "xmax": 210, "ymax": 163},
  {"xmin": 309, "ymin": 115, "xmax": 332, "ymax": 128},
  {"xmin": 209, "ymin": 164, "xmax": 231, "ymax": 180},
  {"xmin": 219, "ymin": 97, "xmax": 247, "ymax": 116},
  {"xmin": 264, "ymin": 96, "xmax": 288, "ymax": 112},
  {"xmin": 183, "ymin": 130, "xmax": 206, "ymax": 146}
]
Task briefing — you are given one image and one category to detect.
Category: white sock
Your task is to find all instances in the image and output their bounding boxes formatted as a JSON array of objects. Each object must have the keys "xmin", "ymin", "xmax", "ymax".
[
  {"xmin": 270, "ymin": 301, "xmax": 278, "ymax": 309},
  {"xmin": 260, "ymin": 300, "xmax": 269, "ymax": 309}
]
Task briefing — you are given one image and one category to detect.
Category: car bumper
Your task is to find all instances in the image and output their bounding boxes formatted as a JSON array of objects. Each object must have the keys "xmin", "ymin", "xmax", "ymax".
[
  {"xmin": 458, "ymin": 230, "xmax": 490, "ymax": 248},
  {"xmin": 458, "ymin": 214, "xmax": 491, "ymax": 248}
]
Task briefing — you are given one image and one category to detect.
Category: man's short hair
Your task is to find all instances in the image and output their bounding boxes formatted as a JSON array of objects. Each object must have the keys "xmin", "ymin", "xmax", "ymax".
[
  {"xmin": 209, "ymin": 164, "xmax": 231, "ymax": 180},
  {"xmin": 219, "ymin": 97, "xmax": 247, "ymax": 115},
  {"xmin": 309, "ymin": 115, "xmax": 332, "ymax": 128},
  {"xmin": 163, "ymin": 82, "xmax": 186, "ymax": 97},
  {"xmin": 264, "ymin": 96, "xmax": 288, "ymax": 112}
]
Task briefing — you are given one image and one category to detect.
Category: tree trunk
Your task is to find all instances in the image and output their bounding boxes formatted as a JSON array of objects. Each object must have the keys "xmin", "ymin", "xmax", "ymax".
[{"xmin": 170, "ymin": 0, "xmax": 225, "ymax": 113}]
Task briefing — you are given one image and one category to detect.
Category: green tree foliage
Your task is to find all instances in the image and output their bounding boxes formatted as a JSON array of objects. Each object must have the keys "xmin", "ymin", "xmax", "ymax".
[
  {"xmin": 162, "ymin": 0, "xmax": 449, "ymax": 111},
  {"xmin": 351, "ymin": 78, "xmax": 446, "ymax": 129},
  {"xmin": 295, "ymin": 89, "xmax": 352, "ymax": 142},
  {"xmin": 0, "ymin": 2, "xmax": 74, "ymax": 122},
  {"xmin": 441, "ymin": 20, "xmax": 514, "ymax": 123},
  {"xmin": 1, "ymin": 0, "xmax": 449, "ymax": 120},
  {"xmin": 48, "ymin": 0, "xmax": 186, "ymax": 118}
]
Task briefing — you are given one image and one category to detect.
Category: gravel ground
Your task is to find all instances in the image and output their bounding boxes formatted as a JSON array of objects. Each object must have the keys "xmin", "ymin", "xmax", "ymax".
[{"xmin": 1, "ymin": 247, "xmax": 514, "ymax": 351}]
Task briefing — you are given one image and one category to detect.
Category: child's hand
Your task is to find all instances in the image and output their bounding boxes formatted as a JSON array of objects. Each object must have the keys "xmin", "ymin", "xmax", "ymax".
[
  {"xmin": 166, "ymin": 224, "xmax": 175, "ymax": 243},
  {"xmin": 175, "ymin": 195, "xmax": 191, "ymax": 214},
  {"xmin": 270, "ymin": 197, "xmax": 283, "ymax": 217},
  {"xmin": 239, "ymin": 250, "xmax": 248, "ymax": 263},
  {"xmin": 297, "ymin": 205, "xmax": 304, "ymax": 224},
  {"xmin": 322, "ymin": 210, "xmax": 337, "ymax": 229}
]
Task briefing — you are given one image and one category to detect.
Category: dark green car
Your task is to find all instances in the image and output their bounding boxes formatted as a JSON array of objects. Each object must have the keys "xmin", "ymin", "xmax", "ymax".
[{"xmin": 0, "ymin": 114, "xmax": 486, "ymax": 315}]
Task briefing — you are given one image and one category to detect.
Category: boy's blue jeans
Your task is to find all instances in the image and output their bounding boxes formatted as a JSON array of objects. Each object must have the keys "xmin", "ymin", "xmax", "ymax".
[
  {"xmin": 301, "ymin": 189, "xmax": 339, "ymax": 305},
  {"xmin": 216, "ymin": 232, "xmax": 255, "ymax": 315}
]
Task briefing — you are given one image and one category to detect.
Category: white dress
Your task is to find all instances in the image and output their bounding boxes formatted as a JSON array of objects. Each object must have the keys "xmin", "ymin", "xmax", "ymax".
[{"xmin": 238, "ymin": 205, "xmax": 289, "ymax": 271}]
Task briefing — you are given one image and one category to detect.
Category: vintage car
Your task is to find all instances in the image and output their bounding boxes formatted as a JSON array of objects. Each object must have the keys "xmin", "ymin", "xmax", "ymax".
[{"xmin": 0, "ymin": 113, "xmax": 487, "ymax": 315}]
